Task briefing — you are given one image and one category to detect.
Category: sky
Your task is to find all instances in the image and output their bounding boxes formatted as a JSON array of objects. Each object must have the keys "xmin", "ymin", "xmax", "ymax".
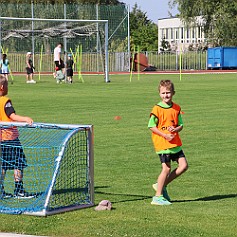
[{"xmin": 122, "ymin": 0, "xmax": 179, "ymax": 23}]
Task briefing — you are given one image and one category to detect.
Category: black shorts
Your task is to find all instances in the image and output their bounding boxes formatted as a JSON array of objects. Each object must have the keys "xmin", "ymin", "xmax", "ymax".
[
  {"xmin": 55, "ymin": 59, "xmax": 65, "ymax": 70},
  {"xmin": 26, "ymin": 67, "xmax": 33, "ymax": 75},
  {"xmin": 159, "ymin": 150, "xmax": 185, "ymax": 163},
  {"xmin": 1, "ymin": 138, "xmax": 27, "ymax": 171},
  {"xmin": 66, "ymin": 68, "xmax": 73, "ymax": 77}
]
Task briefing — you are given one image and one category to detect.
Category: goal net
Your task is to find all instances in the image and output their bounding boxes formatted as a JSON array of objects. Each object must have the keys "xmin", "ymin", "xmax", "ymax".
[
  {"xmin": 0, "ymin": 122, "xmax": 94, "ymax": 216},
  {"xmin": 0, "ymin": 16, "xmax": 110, "ymax": 82}
]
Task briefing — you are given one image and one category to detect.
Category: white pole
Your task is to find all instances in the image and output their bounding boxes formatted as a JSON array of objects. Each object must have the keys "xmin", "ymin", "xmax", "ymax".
[
  {"xmin": 0, "ymin": 17, "xmax": 108, "ymax": 23},
  {"xmin": 96, "ymin": 4, "xmax": 100, "ymax": 73},
  {"xmin": 104, "ymin": 22, "xmax": 110, "ymax": 83},
  {"xmin": 127, "ymin": 5, "xmax": 131, "ymax": 72},
  {"xmin": 63, "ymin": 4, "xmax": 67, "ymax": 54},
  {"xmin": 31, "ymin": 1, "xmax": 35, "ymax": 65}
]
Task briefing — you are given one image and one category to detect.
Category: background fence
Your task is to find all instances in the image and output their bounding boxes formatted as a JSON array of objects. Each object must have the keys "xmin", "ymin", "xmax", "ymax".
[
  {"xmin": 0, "ymin": 2, "xmax": 129, "ymax": 73},
  {"xmin": 5, "ymin": 50, "xmax": 207, "ymax": 73}
]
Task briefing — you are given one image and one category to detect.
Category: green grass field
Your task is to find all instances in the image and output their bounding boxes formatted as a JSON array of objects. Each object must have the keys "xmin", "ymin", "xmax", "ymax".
[{"xmin": 0, "ymin": 72, "xmax": 237, "ymax": 237}]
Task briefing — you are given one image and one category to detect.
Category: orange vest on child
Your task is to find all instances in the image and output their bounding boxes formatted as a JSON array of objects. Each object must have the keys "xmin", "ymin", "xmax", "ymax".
[
  {"xmin": 0, "ymin": 96, "xmax": 19, "ymax": 141},
  {"xmin": 150, "ymin": 103, "xmax": 182, "ymax": 152}
]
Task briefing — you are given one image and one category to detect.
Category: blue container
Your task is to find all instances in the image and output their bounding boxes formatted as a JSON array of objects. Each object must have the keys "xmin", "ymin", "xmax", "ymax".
[{"xmin": 207, "ymin": 47, "xmax": 237, "ymax": 69}]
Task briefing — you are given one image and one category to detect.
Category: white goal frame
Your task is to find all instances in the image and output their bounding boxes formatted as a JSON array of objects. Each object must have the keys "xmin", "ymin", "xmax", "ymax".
[
  {"xmin": 0, "ymin": 16, "xmax": 110, "ymax": 83},
  {"xmin": 0, "ymin": 122, "xmax": 94, "ymax": 216}
]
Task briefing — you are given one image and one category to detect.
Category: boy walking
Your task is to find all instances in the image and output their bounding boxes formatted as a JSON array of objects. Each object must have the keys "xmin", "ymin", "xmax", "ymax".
[
  {"xmin": 66, "ymin": 53, "xmax": 74, "ymax": 83},
  {"xmin": 25, "ymin": 52, "xmax": 36, "ymax": 84},
  {"xmin": 0, "ymin": 75, "xmax": 35, "ymax": 199},
  {"xmin": 148, "ymin": 80, "xmax": 188, "ymax": 205}
]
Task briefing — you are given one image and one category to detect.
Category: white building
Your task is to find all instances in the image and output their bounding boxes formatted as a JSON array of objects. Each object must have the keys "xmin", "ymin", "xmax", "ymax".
[{"xmin": 158, "ymin": 16, "xmax": 206, "ymax": 52}]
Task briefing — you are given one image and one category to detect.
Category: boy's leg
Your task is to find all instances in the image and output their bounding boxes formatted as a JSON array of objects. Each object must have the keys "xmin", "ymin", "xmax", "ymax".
[
  {"xmin": 14, "ymin": 169, "xmax": 23, "ymax": 193},
  {"xmin": 151, "ymin": 162, "xmax": 172, "ymax": 205},
  {"xmin": 165, "ymin": 157, "xmax": 188, "ymax": 186},
  {"xmin": 0, "ymin": 169, "xmax": 6, "ymax": 191},
  {"xmin": 14, "ymin": 169, "xmax": 35, "ymax": 199},
  {"xmin": 14, "ymin": 169, "xmax": 23, "ymax": 182},
  {"xmin": 156, "ymin": 162, "xmax": 171, "ymax": 196}
]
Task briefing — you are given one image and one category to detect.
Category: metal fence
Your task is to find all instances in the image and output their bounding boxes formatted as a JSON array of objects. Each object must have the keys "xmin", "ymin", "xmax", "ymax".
[
  {"xmin": 6, "ymin": 50, "xmax": 207, "ymax": 73},
  {"xmin": 147, "ymin": 51, "xmax": 207, "ymax": 71}
]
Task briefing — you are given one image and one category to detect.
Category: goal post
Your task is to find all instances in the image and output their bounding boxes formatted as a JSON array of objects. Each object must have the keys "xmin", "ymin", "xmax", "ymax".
[
  {"xmin": 0, "ymin": 122, "xmax": 94, "ymax": 216},
  {"xmin": 0, "ymin": 16, "xmax": 110, "ymax": 83}
]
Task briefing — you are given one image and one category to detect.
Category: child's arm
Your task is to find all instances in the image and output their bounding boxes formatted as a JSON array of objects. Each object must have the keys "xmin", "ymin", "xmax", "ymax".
[
  {"xmin": 167, "ymin": 113, "xmax": 183, "ymax": 133},
  {"xmin": 150, "ymin": 127, "xmax": 175, "ymax": 141},
  {"xmin": 26, "ymin": 58, "xmax": 31, "ymax": 68},
  {"xmin": 9, "ymin": 113, "xmax": 33, "ymax": 125},
  {"xmin": 167, "ymin": 125, "xmax": 183, "ymax": 133},
  {"xmin": 148, "ymin": 115, "xmax": 175, "ymax": 141}
]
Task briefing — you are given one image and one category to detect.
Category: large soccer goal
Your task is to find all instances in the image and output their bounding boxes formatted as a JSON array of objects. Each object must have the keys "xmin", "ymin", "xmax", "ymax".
[
  {"xmin": 0, "ymin": 122, "xmax": 94, "ymax": 216},
  {"xmin": 0, "ymin": 16, "xmax": 110, "ymax": 82}
]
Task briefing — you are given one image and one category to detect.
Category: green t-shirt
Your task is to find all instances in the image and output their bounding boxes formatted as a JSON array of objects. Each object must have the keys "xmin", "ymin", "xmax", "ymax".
[{"xmin": 148, "ymin": 102, "xmax": 183, "ymax": 154}]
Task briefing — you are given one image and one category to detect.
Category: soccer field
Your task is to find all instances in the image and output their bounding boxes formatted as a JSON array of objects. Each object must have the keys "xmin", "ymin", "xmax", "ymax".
[{"xmin": 0, "ymin": 73, "xmax": 237, "ymax": 237}]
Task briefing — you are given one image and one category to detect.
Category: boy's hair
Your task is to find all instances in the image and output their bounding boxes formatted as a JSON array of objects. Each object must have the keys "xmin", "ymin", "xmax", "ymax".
[
  {"xmin": 2, "ymin": 54, "xmax": 7, "ymax": 64},
  {"xmin": 159, "ymin": 80, "xmax": 175, "ymax": 93},
  {"xmin": 0, "ymin": 75, "xmax": 7, "ymax": 86}
]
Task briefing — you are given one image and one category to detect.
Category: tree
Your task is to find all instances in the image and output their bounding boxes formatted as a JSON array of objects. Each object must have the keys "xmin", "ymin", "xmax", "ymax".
[
  {"xmin": 169, "ymin": 0, "xmax": 237, "ymax": 46},
  {"xmin": 129, "ymin": 4, "xmax": 158, "ymax": 51}
]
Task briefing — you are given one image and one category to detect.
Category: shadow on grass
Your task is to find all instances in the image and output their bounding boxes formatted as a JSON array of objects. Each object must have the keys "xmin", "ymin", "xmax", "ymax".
[
  {"xmin": 95, "ymin": 186, "xmax": 237, "ymax": 204},
  {"xmin": 95, "ymin": 186, "xmax": 152, "ymax": 203},
  {"xmin": 172, "ymin": 193, "xmax": 237, "ymax": 203}
]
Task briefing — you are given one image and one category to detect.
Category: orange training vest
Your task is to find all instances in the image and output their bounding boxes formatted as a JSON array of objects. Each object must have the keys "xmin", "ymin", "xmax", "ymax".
[
  {"xmin": 150, "ymin": 103, "xmax": 182, "ymax": 152},
  {"xmin": 0, "ymin": 96, "xmax": 19, "ymax": 141}
]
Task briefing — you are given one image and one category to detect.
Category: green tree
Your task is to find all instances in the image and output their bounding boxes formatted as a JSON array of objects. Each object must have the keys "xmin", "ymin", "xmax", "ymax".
[
  {"xmin": 169, "ymin": 0, "xmax": 237, "ymax": 46},
  {"xmin": 129, "ymin": 4, "xmax": 158, "ymax": 51}
]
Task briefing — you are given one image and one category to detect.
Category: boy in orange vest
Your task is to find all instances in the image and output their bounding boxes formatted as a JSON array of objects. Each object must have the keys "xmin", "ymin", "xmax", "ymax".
[
  {"xmin": 0, "ymin": 75, "xmax": 35, "ymax": 199},
  {"xmin": 148, "ymin": 80, "xmax": 188, "ymax": 205}
]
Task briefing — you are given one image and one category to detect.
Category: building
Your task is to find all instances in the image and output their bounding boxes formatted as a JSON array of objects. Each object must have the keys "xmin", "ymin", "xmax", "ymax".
[{"xmin": 158, "ymin": 16, "xmax": 206, "ymax": 52}]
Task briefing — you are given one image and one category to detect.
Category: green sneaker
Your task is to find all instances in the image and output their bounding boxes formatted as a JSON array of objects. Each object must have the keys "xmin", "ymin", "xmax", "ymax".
[
  {"xmin": 151, "ymin": 195, "xmax": 172, "ymax": 206},
  {"xmin": 152, "ymin": 183, "xmax": 171, "ymax": 201}
]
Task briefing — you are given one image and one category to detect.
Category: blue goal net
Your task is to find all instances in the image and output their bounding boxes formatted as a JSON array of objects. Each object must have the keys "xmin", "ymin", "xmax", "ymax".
[{"xmin": 0, "ymin": 122, "xmax": 94, "ymax": 216}]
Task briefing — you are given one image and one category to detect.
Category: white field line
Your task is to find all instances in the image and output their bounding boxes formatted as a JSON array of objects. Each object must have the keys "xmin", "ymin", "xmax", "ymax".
[{"xmin": 0, "ymin": 233, "xmax": 48, "ymax": 237}]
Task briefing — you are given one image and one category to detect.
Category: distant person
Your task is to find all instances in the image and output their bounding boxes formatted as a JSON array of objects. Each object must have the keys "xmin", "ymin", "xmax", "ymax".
[
  {"xmin": 66, "ymin": 53, "xmax": 74, "ymax": 83},
  {"xmin": 148, "ymin": 79, "xmax": 188, "ymax": 205},
  {"xmin": 54, "ymin": 43, "xmax": 65, "ymax": 74},
  {"xmin": 25, "ymin": 52, "xmax": 36, "ymax": 84},
  {"xmin": 53, "ymin": 66, "xmax": 65, "ymax": 84},
  {"xmin": 0, "ymin": 75, "xmax": 35, "ymax": 199},
  {"xmin": 0, "ymin": 54, "xmax": 11, "ymax": 83}
]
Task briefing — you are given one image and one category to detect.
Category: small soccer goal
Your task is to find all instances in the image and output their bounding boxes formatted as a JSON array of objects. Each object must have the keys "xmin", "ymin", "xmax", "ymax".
[{"xmin": 0, "ymin": 122, "xmax": 94, "ymax": 216}]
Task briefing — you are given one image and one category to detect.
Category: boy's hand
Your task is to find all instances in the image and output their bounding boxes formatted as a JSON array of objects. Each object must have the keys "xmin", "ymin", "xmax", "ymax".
[
  {"xmin": 25, "ymin": 117, "xmax": 33, "ymax": 125},
  {"xmin": 165, "ymin": 133, "xmax": 175, "ymax": 141},
  {"xmin": 167, "ymin": 126, "xmax": 176, "ymax": 132}
]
